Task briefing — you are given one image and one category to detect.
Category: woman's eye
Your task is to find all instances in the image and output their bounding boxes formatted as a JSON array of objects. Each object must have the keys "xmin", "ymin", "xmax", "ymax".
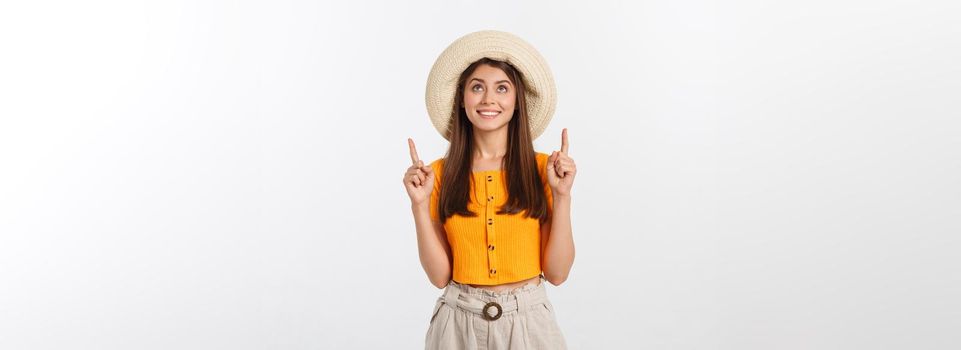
[
  {"xmin": 497, "ymin": 86, "xmax": 508, "ymax": 93},
  {"xmin": 472, "ymin": 85, "xmax": 483, "ymax": 92}
]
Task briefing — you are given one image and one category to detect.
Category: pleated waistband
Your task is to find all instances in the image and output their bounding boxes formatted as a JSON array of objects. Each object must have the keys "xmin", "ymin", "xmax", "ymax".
[{"xmin": 440, "ymin": 275, "xmax": 548, "ymax": 318}]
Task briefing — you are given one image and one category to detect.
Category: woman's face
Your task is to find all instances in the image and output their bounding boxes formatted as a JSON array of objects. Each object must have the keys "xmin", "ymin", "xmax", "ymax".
[{"xmin": 462, "ymin": 64, "xmax": 516, "ymax": 134}]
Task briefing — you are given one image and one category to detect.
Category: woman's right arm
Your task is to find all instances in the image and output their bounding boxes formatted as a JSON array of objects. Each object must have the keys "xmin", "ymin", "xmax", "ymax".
[
  {"xmin": 412, "ymin": 204, "xmax": 452, "ymax": 289},
  {"xmin": 405, "ymin": 138, "xmax": 452, "ymax": 289}
]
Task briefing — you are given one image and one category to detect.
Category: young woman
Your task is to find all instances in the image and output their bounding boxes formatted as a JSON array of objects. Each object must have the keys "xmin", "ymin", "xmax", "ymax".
[{"xmin": 403, "ymin": 30, "xmax": 576, "ymax": 349}]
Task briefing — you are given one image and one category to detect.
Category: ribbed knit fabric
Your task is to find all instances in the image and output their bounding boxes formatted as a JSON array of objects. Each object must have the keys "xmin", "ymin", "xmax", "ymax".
[{"xmin": 429, "ymin": 152, "xmax": 554, "ymax": 285}]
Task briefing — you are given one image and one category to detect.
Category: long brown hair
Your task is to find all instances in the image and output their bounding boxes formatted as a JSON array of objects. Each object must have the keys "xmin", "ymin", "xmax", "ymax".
[{"xmin": 437, "ymin": 58, "xmax": 550, "ymax": 225}]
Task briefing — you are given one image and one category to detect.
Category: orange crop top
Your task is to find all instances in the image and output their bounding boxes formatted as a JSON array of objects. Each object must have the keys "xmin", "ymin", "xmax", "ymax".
[{"xmin": 429, "ymin": 152, "xmax": 554, "ymax": 285}]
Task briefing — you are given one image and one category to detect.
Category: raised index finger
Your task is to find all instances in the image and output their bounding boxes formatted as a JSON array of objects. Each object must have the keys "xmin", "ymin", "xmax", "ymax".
[
  {"xmin": 408, "ymin": 138, "xmax": 421, "ymax": 165},
  {"xmin": 560, "ymin": 128, "xmax": 569, "ymax": 154}
]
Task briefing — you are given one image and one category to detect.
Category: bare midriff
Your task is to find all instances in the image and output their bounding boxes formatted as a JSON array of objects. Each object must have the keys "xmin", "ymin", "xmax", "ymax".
[{"xmin": 465, "ymin": 274, "xmax": 541, "ymax": 293}]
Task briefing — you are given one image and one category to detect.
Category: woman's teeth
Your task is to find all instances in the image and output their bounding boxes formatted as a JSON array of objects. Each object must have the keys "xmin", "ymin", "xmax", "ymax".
[{"xmin": 479, "ymin": 111, "xmax": 500, "ymax": 118}]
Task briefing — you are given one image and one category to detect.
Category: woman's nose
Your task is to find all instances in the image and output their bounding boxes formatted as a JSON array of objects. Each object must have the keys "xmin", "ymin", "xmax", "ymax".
[{"xmin": 482, "ymin": 92, "xmax": 494, "ymax": 104}]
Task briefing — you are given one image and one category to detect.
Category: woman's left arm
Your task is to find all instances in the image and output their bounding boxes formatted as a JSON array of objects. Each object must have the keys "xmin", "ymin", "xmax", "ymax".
[{"xmin": 542, "ymin": 128, "xmax": 576, "ymax": 286}]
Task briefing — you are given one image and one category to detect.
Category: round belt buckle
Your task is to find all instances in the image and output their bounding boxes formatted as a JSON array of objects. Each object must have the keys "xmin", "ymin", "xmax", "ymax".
[{"xmin": 482, "ymin": 301, "xmax": 503, "ymax": 321}]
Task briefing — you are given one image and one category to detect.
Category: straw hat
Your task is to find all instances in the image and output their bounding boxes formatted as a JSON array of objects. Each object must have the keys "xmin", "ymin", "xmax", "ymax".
[{"xmin": 425, "ymin": 30, "xmax": 556, "ymax": 141}]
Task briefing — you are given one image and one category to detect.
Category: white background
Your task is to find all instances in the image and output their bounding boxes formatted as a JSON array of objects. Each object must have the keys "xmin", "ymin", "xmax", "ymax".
[{"xmin": 2, "ymin": 0, "xmax": 959, "ymax": 349}]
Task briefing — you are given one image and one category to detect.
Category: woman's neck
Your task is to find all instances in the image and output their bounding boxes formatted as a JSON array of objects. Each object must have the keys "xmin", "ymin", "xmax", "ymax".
[{"xmin": 472, "ymin": 127, "xmax": 508, "ymax": 160}]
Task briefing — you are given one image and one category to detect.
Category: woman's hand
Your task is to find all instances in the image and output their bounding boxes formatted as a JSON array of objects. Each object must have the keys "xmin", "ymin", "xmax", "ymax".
[
  {"xmin": 547, "ymin": 128, "xmax": 576, "ymax": 197},
  {"xmin": 404, "ymin": 138, "xmax": 435, "ymax": 206}
]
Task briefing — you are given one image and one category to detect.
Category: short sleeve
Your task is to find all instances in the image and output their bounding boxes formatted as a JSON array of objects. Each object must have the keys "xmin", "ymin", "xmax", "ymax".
[
  {"xmin": 544, "ymin": 176, "xmax": 553, "ymax": 218},
  {"xmin": 537, "ymin": 153, "xmax": 554, "ymax": 218},
  {"xmin": 428, "ymin": 159, "xmax": 443, "ymax": 222}
]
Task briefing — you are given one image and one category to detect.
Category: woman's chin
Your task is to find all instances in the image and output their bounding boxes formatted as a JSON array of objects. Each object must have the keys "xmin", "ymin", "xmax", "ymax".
[{"xmin": 472, "ymin": 126, "xmax": 508, "ymax": 134}]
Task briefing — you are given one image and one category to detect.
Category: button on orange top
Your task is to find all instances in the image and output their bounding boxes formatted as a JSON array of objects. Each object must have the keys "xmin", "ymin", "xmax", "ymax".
[{"xmin": 429, "ymin": 152, "xmax": 554, "ymax": 285}]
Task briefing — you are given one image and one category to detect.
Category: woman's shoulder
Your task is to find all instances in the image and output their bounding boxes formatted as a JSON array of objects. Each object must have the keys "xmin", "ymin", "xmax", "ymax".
[
  {"xmin": 535, "ymin": 151, "xmax": 550, "ymax": 167},
  {"xmin": 535, "ymin": 151, "xmax": 549, "ymax": 163},
  {"xmin": 429, "ymin": 157, "xmax": 445, "ymax": 174}
]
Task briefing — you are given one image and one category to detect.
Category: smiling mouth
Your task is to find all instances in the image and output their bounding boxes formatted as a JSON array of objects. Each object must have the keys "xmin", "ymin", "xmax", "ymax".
[{"xmin": 478, "ymin": 110, "xmax": 501, "ymax": 119}]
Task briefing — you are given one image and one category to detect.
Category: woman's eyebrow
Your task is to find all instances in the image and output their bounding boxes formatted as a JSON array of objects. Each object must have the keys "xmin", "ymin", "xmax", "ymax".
[{"xmin": 469, "ymin": 78, "xmax": 512, "ymax": 85}]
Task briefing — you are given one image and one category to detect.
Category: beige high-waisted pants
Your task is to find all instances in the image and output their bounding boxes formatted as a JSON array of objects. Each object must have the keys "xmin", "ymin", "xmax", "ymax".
[{"xmin": 424, "ymin": 275, "xmax": 567, "ymax": 350}]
